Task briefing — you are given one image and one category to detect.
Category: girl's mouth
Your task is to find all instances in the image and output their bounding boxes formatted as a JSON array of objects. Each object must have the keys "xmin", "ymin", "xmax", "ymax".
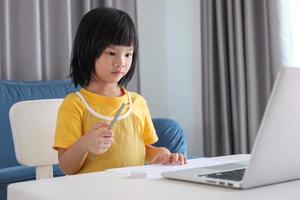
[{"xmin": 111, "ymin": 71, "xmax": 124, "ymax": 76}]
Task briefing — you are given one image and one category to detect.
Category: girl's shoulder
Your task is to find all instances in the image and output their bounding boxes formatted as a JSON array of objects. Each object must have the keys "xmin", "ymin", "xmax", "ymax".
[
  {"xmin": 127, "ymin": 91, "xmax": 148, "ymax": 105},
  {"xmin": 63, "ymin": 92, "xmax": 81, "ymax": 103},
  {"xmin": 128, "ymin": 91, "xmax": 143, "ymax": 99},
  {"xmin": 60, "ymin": 92, "xmax": 85, "ymax": 111}
]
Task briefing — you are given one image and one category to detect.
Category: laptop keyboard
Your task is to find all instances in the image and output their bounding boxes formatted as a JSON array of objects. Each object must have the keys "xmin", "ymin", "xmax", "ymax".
[{"xmin": 204, "ymin": 168, "xmax": 246, "ymax": 181}]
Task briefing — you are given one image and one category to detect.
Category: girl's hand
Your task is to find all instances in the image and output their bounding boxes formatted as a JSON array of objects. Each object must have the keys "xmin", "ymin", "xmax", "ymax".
[
  {"xmin": 79, "ymin": 122, "xmax": 114, "ymax": 155},
  {"xmin": 150, "ymin": 147, "xmax": 187, "ymax": 165}
]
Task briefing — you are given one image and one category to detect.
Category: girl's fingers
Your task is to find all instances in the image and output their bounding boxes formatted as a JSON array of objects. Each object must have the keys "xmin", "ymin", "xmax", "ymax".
[
  {"xmin": 178, "ymin": 154, "xmax": 187, "ymax": 164},
  {"xmin": 151, "ymin": 154, "xmax": 168, "ymax": 164},
  {"xmin": 102, "ymin": 130, "xmax": 113, "ymax": 138},
  {"xmin": 101, "ymin": 136, "xmax": 114, "ymax": 143},
  {"xmin": 169, "ymin": 153, "xmax": 179, "ymax": 165},
  {"xmin": 100, "ymin": 142, "xmax": 111, "ymax": 149},
  {"xmin": 151, "ymin": 152, "xmax": 187, "ymax": 165},
  {"xmin": 93, "ymin": 135, "xmax": 114, "ymax": 154},
  {"xmin": 93, "ymin": 122, "xmax": 109, "ymax": 129},
  {"xmin": 160, "ymin": 154, "xmax": 171, "ymax": 164},
  {"xmin": 167, "ymin": 153, "xmax": 187, "ymax": 165},
  {"xmin": 95, "ymin": 142, "xmax": 112, "ymax": 154}
]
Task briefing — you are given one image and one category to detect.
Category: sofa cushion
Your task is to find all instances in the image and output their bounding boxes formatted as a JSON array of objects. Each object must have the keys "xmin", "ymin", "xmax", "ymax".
[
  {"xmin": 0, "ymin": 80, "xmax": 78, "ymax": 168},
  {"xmin": 0, "ymin": 165, "xmax": 64, "ymax": 184},
  {"xmin": 0, "ymin": 166, "xmax": 35, "ymax": 184},
  {"xmin": 152, "ymin": 118, "xmax": 187, "ymax": 156},
  {"xmin": 0, "ymin": 165, "xmax": 64, "ymax": 200}
]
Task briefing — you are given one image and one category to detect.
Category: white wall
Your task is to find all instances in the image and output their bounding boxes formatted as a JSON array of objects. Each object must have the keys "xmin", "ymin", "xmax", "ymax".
[{"xmin": 137, "ymin": 0, "xmax": 203, "ymax": 157}]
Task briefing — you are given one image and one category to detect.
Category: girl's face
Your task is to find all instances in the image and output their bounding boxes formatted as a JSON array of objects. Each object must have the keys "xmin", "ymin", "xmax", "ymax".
[{"xmin": 93, "ymin": 45, "xmax": 133, "ymax": 86}]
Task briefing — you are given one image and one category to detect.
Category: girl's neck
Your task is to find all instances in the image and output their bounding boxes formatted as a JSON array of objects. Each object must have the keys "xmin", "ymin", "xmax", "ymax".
[{"xmin": 86, "ymin": 82, "xmax": 123, "ymax": 97}]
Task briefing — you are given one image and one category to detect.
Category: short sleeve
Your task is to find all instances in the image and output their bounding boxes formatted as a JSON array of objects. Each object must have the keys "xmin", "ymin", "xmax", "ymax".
[
  {"xmin": 141, "ymin": 99, "xmax": 158, "ymax": 145},
  {"xmin": 53, "ymin": 94, "xmax": 84, "ymax": 150}
]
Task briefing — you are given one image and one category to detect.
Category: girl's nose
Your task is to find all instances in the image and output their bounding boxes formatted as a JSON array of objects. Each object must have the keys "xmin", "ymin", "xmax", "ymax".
[{"xmin": 114, "ymin": 56, "xmax": 125, "ymax": 68}]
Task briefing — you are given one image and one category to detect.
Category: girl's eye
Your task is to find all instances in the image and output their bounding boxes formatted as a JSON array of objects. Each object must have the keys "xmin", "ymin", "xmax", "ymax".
[
  {"xmin": 125, "ymin": 53, "xmax": 132, "ymax": 57},
  {"xmin": 105, "ymin": 51, "xmax": 116, "ymax": 56}
]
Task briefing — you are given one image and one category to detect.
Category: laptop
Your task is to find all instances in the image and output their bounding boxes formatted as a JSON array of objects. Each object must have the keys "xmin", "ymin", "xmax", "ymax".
[{"xmin": 162, "ymin": 66, "xmax": 300, "ymax": 189}]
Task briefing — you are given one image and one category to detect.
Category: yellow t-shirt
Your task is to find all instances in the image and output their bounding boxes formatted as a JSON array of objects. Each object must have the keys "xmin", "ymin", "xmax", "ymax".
[{"xmin": 53, "ymin": 88, "xmax": 158, "ymax": 173}]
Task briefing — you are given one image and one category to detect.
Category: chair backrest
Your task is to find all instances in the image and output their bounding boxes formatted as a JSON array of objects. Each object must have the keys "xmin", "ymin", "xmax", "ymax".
[
  {"xmin": 9, "ymin": 99, "xmax": 63, "ymax": 179},
  {"xmin": 152, "ymin": 118, "xmax": 188, "ymax": 156},
  {"xmin": 0, "ymin": 80, "xmax": 78, "ymax": 169}
]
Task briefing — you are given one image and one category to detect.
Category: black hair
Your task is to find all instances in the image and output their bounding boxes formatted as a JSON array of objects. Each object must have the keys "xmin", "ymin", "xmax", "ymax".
[{"xmin": 69, "ymin": 7, "xmax": 138, "ymax": 88}]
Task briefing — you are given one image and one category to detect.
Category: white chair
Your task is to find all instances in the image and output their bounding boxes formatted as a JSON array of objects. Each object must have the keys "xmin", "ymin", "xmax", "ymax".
[{"xmin": 9, "ymin": 99, "xmax": 63, "ymax": 179}]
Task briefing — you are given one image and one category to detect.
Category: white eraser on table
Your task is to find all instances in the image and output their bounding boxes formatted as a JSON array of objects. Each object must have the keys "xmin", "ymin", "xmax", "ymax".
[{"xmin": 130, "ymin": 171, "xmax": 147, "ymax": 178}]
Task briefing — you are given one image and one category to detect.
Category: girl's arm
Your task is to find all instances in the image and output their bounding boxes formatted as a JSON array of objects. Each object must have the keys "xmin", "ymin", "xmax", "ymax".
[
  {"xmin": 145, "ymin": 144, "xmax": 187, "ymax": 165},
  {"xmin": 57, "ymin": 139, "xmax": 88, "ymax": 175},
  {"xmin": 57, "ymin": 122, "xmax": 113, "ymax": 174}
]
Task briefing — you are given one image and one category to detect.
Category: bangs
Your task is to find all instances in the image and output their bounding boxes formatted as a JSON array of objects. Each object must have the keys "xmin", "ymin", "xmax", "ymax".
[
  {"xmin": 110, "ymin": 25, "xmax": 137, "ymax": 47},
  {"xmin": 98, "ymin": 12, "xmax": 138, "ymax": 50},
  {"xmin": 105, "ymin": 19, "xmax": 137, "ymax": 47}
]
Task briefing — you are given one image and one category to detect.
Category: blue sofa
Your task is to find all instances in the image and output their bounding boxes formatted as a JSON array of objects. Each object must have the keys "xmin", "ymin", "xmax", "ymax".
[{"xmin": 0, "ymin": 80, "xmax": 187, "ymax": 200}]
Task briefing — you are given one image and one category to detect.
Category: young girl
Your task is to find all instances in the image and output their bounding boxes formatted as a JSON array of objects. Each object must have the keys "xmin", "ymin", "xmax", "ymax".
[{"xmin": 53, "ymin": 7, "xmax": 187, "ymax": 175}]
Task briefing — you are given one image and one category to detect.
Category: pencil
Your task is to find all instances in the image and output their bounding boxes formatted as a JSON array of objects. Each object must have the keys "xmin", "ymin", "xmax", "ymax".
[{"xmin": 91, "ymin": 103, "xmax": 126, "ymax": 160}]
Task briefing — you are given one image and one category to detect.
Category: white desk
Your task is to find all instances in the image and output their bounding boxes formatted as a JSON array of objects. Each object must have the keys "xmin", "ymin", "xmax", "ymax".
[{"xmin": 8, "ymin": 154, "xmax": 300, "ymax": 200}]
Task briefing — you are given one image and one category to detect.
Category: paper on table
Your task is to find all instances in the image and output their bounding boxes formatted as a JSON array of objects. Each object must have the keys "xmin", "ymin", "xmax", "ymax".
[{"xmin": 106, "ymin": 157, "xmax": 241, "ymax": 179}]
